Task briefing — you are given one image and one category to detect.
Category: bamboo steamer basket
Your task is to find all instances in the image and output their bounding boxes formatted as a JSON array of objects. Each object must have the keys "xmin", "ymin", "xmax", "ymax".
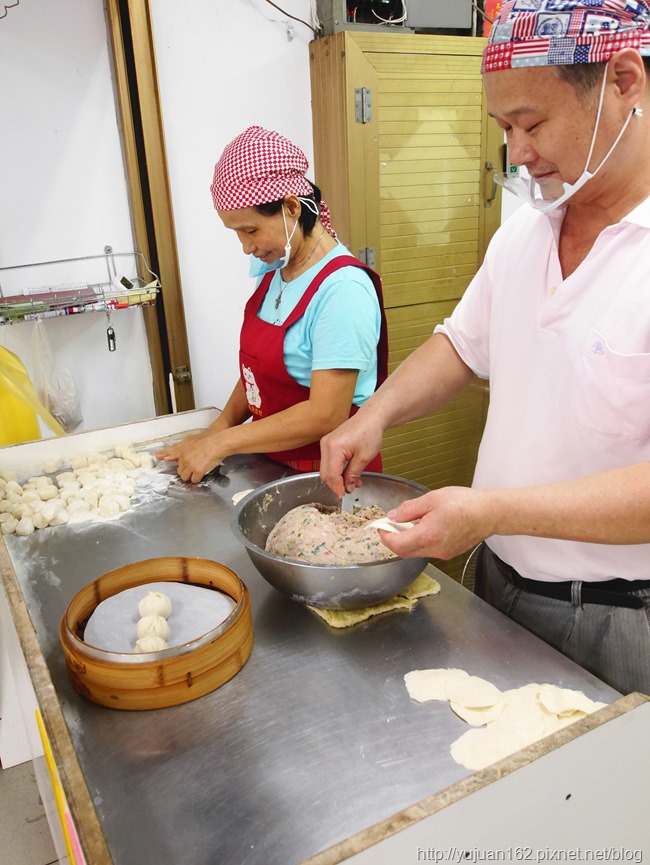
[{"xmin": 60, "ymin": 556, "xmax": 253, "ymax": 710}]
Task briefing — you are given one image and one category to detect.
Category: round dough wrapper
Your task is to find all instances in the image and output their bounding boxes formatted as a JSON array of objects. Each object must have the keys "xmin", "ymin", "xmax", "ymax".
[
  {"xmin": 450, "ymin": 726, "xmax": 528, "ymax": 772},
  {"xmin": 537, "ymin": 684, "xmax": 606, "ymax": 717},
  {"xmin": 445, "ymin": 674, "xmax": 502, "ymax": 709},
  {"xmin": 449, "ymin": 700, "xmax": 505, "ymax": 727},
  {"xmin": 404, "ymin": 668, "xmax": 470, "ymax": 703}
]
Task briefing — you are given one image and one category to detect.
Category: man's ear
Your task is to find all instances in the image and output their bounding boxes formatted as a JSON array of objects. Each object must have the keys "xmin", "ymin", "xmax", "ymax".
[{"xmin": 610, "ymin": 48, "xmax": 647, "ymax": 109}]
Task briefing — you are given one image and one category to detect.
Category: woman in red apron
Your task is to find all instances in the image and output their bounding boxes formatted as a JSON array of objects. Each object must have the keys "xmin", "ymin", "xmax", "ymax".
[{"xmin": 156, "ymin": 126, "xmax": 388, "ymax": 483}]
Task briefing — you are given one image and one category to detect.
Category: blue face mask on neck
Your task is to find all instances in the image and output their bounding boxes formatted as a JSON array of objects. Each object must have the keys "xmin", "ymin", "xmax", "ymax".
[
  {"xmin": 248, "ymin": 253, "xmax": 282, "ymax": 278},
  {"xmin": 247, "ymin": 205, "xmax": 298, "ymax": 278}
]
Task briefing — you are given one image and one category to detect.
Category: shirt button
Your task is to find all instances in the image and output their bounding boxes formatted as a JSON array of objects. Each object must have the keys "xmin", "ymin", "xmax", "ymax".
[{"xmin": 549, "ymin": 285, "xmax": 558, "ymax": 295}]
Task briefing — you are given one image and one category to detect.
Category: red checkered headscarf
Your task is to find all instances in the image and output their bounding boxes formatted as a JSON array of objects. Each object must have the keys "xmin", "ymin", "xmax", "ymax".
[
  {"xmin": 483, "ymin": 0, "xmax": 650, "ymax": 73},
  {"xmin": 210, "ymin": 126, "xmax": 336, "ymax": 237}
]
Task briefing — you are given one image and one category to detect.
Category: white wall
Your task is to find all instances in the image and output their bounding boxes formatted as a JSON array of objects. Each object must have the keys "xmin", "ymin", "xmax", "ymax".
[
  {"xmin": 0, "ymin": 0, "xmax": 318, "ymax": 440},
  {"xmin": 0, "ymin": 0, "xmax": 155, "ymax": 436},
  {"xmin": 149, "ymin": 0, "xmax": 317, "ymax": 411}
]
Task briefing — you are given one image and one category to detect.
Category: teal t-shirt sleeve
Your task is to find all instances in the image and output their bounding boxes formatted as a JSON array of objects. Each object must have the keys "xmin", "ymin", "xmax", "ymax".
[{"xmin": 285, "ymin": 264, "xmax": 381, "ymax": 404}]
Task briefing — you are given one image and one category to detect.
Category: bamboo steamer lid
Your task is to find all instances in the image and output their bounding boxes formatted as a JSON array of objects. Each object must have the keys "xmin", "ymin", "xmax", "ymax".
[{"xmin": 60, "ymin": 556, "xmax": 253, "ymax": 710}]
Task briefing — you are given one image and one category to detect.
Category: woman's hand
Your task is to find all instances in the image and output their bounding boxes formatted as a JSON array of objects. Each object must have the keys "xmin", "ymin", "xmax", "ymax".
[{"xmin": 155, "ymin": 431, "xmax": 223, "ymax": 484}]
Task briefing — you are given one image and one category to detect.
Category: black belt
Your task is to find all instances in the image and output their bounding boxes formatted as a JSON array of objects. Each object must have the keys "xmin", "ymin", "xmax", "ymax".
[{"xmin": 489, "ymin": 549, "xmax": 650, "ymax": 610}]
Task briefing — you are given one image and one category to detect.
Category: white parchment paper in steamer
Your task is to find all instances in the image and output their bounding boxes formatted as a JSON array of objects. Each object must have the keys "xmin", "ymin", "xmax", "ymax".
[{"xmin": 84, "ymin": 581, "xmax": 236, "ymax": 653}]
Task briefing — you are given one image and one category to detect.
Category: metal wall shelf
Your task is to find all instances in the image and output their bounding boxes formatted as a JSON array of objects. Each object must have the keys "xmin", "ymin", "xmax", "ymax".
[{"xmin": 0, "ymin": 247, "xmax": 160, "ymax": 325}]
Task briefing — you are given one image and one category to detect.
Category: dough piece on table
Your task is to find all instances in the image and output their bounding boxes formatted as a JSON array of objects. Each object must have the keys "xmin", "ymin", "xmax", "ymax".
[
  {"xmin": 138, "ymin": 591, "xmax": 173, "ymax": 619},
  {"xmin": 450, "ymin": 701, "xmax": 505, "ymax": 727},
  {"xmin": 0, "ymin": 512, "xmax": 15, "ymax": 524},
  {"xmin": 15, "ymin": 517, "xmax": 35, "ymax": 536},
  {"xmin": 445, "ymin": 674, "xmax": 502, "ymax": 709},
  {"xmin": 38, "ymin": 486, "xmax": 60, "ymax": 501},
  {"xmin": 537, "ymin": 684, "xmax": 606, "ymax": 717},
  {"xmin": 98, "ymin": 496, "xmax": 121, "ymax": 518},
  {"xmin": 134, "ymin": 635, "xmax": 169, "ymax": 653},
  {"xmin": 32, "ymin": 512, "xmax": 50, "ymax": 530},
  {"xmin": 43, "ymin": 458, "xmax": 64, "ymax": 474},
  {"xmin": 56, "ymin": 472, "xmax": 77, "ymax": 488},
  {"xmin": 0, "ymin": 471, "xmax": 17, "ymax": 482},
  {"xmin": 404, "ymin": 668, "xmax": 471, "ymax": 703},
  {"xmin": 450, "ymin": 726, "xmax": 529, "ymax": 772},
  {"xmin": 0, "ymin": 501, "xmax": 13, "ymax": 513},
  {"xmin": 11, "ymin": 504, "xmax": 34, "ymax": 520},
  {"xmin": 232, "ymin": 488, "xmax": 254, "ymax": 505},
  {"xmin": 136, "ymin": 614, "xmax": 171, "ymax": 641},
  {"xmin": 49, "ymin": 507, "xmax": 69, "ymax": 526},
  {"xmin": 21, "ymin": 490, "xmax": 41, "ymax": 504},
  {"xmin": 1, "ymin": 517, "xmax": 18, "ymax": 535},
  {"xmin": 70, "ymin": 455, "xmax": 89, "ymax": 469},
  {"xmin": 5, "ymin": 481, "xmax": 23, "ymax": 496}
]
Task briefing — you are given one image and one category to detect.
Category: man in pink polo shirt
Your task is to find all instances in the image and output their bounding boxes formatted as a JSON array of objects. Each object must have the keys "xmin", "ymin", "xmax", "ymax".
[{"xmin": 321, "ymin": 0, "xmax": 650, "ymax": 696}]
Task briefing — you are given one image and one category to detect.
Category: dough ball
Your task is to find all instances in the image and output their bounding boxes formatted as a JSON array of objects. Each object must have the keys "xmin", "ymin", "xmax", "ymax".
[
  {"xmin": 1, "ymin": 518, "xmax": 18, "ymax": 535},
  {"xmin": 32, "ymin": 512, "xmax": 50, "ymax": 530},
  {"xmin": 21, "ymin": 490, "xmax": 41, "ymax": 504},
  {"xmin": 59, "ymin": 484, "xmax": 81, "ymax": 502},
  {"xmin": 43, "ymin": 458, "xmax": 64, "ymax": 474},
  {"xmin": 136, "ymin": 614, "xmax": 171, "ymax": 641},
  {"xmin": 85, "ymin": 450, "xmax": 108, "ymax": 464},
  {"xmin": 0, "ymin": 512, "xmax": 15, "ymax": 524},
  {"xmin": 0, "ymin": 500, "xmax": 13, "ymax": 513},
  {"xmin": 56, "ymin": 471, "xmax": 77, "ymax": 487},
  {"xmin": 38, "ymin": 486, "xmax": 60, "ymax": 501},
  {"xmin": 113, "ymin": 493, "xmax": 131, "ymax": 512},
  {"xmin": 49, "ymin": 507, "xmax": 69, "ymax": 526},
  {"xmin": 11, "ymin": 504, "xmax": 33, "ymax": 520},
  {"xmin": 98, "ymin": 496, "xmax": 121, "ymax": 518},
  {"xmin": 76, "ymin": 471, "xmax": 97, "ymax": 486},
  {"xmin": 138, "ymin": 591, "xmax": 173, "ymax": 619},
  {"xmin": 5, "ymin": 480, "xmax": 23, "ymax": 495},
  {"xmin": 0, "ymin": 470, "xmax": 17, "ymax": 482},
  {"xmin": 134, "ymin": 635, "xmax": 169, "ymax": 654},
  {"xmin": 70, "ymin": 455, "xmax": 89, "ymax": 469},
  {"xmin": 139, "ymin": 453, "xmax": 154, "ymax": 470},
  {"xmin": 79, "ymin": 489, "xmax": 100, "ymax": 509},
  {"xmin": 40, "ymin": 502, "xmax": 67, "ymax": 525},
  {"xmin": 15, "ymin": 517, "xmax": 35, "ymax": 536}
]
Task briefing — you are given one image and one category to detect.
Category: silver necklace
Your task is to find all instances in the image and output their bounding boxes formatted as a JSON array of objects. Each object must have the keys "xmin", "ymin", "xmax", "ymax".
[{"xmin": 274, "ymin": 227, "xmax": 326, "ymax": 310}]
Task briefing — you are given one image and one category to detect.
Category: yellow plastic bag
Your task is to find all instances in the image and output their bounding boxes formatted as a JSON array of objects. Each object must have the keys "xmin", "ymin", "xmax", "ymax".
[{"xmin": 0, "ymin": 345, "xmax": 65, "ymax": 446}]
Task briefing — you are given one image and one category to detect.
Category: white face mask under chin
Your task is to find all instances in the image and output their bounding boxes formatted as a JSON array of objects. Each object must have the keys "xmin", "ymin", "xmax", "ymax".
[{"xmin": 495, "ymin": 64, "xmax": 636, "ymax": 213}]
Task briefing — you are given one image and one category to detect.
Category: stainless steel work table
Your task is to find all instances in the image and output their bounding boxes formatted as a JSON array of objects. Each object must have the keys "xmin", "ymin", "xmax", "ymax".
[{"xmin": 0, "ymin": 414, "xmax": 632, "ymax": 864}]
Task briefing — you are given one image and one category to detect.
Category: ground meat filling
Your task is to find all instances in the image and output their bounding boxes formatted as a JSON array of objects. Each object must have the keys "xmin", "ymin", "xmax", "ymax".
[{"xmin": 265, "ymin": 503, "xmax": 394, "ymax": 564}]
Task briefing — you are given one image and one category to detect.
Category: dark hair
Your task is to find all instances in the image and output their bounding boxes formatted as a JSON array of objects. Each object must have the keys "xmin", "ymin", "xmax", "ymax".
[
  {"xmin": 254, "ymin": 181, "xmax": 322, "ymax": 236},
  {"xmin": 557, "ymin": 56, "xmax": 650, "ymax": 96}
]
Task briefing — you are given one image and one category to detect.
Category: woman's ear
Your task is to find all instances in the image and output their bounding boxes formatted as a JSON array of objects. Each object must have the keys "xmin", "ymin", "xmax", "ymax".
[{"xmin": 283, "ymin": 194, "xmax": 302, "ymax": 219}]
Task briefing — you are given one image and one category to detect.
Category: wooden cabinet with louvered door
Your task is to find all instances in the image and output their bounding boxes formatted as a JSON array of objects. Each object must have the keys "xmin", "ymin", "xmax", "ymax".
[{"xmin": 310, "ymin": 31, "xmax": 503, "ymax": 582}]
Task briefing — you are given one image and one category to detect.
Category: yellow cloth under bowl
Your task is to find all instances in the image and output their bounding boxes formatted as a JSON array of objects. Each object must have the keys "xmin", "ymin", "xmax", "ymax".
[{"xmin": 308, "ymin": 571, "xmax": 440, "ymax": 628}]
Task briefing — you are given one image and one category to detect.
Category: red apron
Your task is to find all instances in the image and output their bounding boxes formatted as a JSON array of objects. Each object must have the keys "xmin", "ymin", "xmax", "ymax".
[{"xmin": 239, "ymin": 255, "xmax": 388, "ymax": 472}]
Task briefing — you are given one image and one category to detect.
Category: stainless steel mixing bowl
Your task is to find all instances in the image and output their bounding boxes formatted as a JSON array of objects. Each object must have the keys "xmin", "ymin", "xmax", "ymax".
[{"xmin": 230, "ymin": 472, "xmax": 430, "ymax": 610}]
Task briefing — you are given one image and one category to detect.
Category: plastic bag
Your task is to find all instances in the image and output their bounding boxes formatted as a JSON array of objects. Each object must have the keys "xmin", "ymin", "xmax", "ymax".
[
  {"xmin": 0, "ymin": 345, "xmax": 65, "ymax": 445},
  {"xmin": 31, "ymin": 320, "xmax": 83, "ymax": 434}
]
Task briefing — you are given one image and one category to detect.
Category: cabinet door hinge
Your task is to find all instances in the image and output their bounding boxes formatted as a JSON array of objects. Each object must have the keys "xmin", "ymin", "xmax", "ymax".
[
  {"xmin": 173, "ymin": 365, "xmax": 192, "ymax": 384},
  {"xmin": 354, "ymin": 87, "xmax": 372, "ymax": 123},
  {"xmin": 358, "ymin": 247, "xmax": 376, "ymax": 268}
]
